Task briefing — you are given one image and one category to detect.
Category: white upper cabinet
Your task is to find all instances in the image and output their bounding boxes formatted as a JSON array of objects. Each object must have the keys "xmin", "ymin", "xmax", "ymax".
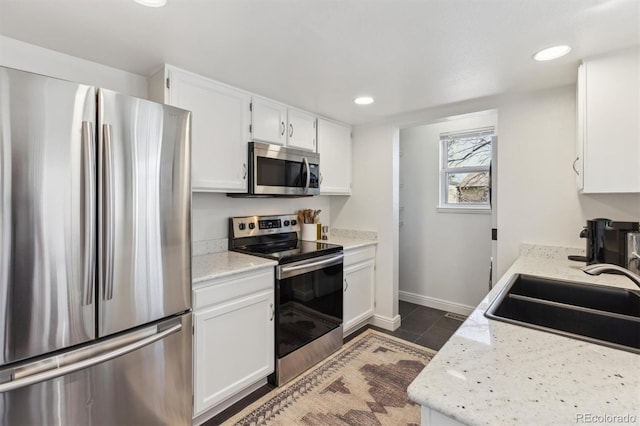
[
  {"xmin": 287, "ymin": 108, "xmax": 317, "ymax": 151},
  {"xmin": 251, "ymin": 96, "xmax": 288, "ymax": 146},
  {"xmin": 251, "ymin": 100, "xmax": 317, "ymax": 151},
  {"xmin": 148, "ymin": 65, "xmax": 251, "ymax": 193},
  {"xmin": 576, "ymin": 47, "xmax": 640, "ymax": 193},
  {"xmin": 317, "ymin": 119, "xmax": 352, "ymax": 195}
]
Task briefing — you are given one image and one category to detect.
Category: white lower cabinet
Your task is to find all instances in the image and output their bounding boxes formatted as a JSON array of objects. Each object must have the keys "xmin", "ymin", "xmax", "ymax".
[
  {"xmin": 343, "ymin": 245, "xmax": 376, "ymax": 335},
  {"xmin": 192, "ymin": 267, "xmax": 274, "ymax": 417}
]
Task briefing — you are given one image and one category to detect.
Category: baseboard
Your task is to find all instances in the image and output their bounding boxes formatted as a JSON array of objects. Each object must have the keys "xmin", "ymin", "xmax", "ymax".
[
  {"xmin": 192, "ymin": 378, "xmax": 267, "ymax": 426},
  {"xmin": 343, "ymin": 317, "xmax": 372, "ymax": 337},
  {"xmin": 369, "ymin": 314, "xmax": 401, "ymax": 331},
  {"xmin": 399, "ymin": 291, "xmax": 474, "ymax": 316}
]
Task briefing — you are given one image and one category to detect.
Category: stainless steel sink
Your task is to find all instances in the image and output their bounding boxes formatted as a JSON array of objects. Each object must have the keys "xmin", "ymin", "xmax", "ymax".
[{"xmin": 485, "ymin": 274, "xmax": 640, "ymax": 354}]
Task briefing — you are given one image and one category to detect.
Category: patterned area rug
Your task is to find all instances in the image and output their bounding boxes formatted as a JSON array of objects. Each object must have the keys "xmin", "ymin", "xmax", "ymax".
[{"xmin": 224, "ymin": 329, "xmax": 437, "ymax": 426}]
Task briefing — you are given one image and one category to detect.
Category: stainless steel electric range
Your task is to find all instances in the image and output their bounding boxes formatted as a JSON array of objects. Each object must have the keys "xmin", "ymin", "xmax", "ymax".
[{"xmin": 229, "ymin": 214, "xmax": 344, "ymax": 386}]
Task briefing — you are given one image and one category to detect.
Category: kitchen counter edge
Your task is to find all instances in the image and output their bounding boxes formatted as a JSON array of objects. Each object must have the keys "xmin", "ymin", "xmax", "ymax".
[{"xmin": 192, "ymin": 251, "xmax": 278, "ymax": 284}]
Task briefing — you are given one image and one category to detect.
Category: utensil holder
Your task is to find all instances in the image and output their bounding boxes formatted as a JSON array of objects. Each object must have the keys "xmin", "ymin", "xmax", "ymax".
[{"xmin": 301, "ymin": 224, "xmax": 317, "ymax": 241}]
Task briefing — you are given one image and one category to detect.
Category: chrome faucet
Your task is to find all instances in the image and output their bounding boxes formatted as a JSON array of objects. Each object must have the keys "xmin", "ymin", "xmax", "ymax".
[{"xmin": 581, "ymin": 264, "xmax": 640, "ymax": 288}]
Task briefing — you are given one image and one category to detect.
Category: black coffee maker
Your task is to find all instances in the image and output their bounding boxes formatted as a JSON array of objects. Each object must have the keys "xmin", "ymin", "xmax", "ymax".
[{"xmin": 569, "ymin": 218, "xmax": 640, "ymax": 268}]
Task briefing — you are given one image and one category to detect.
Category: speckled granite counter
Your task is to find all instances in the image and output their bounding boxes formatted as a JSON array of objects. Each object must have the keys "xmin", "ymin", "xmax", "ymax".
[
  {"xmin": 322, "ymin": 229, "xmax": 377, "ymax": 250},
  {"xmin": 192, "ymin": 251, "xmax": 277, "ymax": 285},
  {"xmin": 408, "ymin": 248, "xmax": 640, "ymax": 426},
  {"xmin": 322, "ymin": 236, "xmax": 377, "ymax": 250}
]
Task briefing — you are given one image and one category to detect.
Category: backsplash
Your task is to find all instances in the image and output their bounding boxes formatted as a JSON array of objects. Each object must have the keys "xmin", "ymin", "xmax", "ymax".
[
  {"xmin": 330, "ymin": 228, "xmax": 378, "ymax": 240},
  {"xmin": 519, "ymin": 243, "xmax": 585, "ymax": 260},
  {"xmin": 192, "ymin": 193, "xmax": 331, "ymax": 242},
  {"xmin": 193, "ymin": 238, "xmax": 228, "ymax": 256}
]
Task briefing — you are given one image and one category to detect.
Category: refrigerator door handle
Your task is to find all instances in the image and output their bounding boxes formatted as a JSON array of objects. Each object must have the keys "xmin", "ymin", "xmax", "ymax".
[
  {"xmin": 81, "ymin": 121, "xmax": 96, "ymax": 306},
  {"xmin": 0, "ymin": 318, "xmax": 182, "ymax": 393},
  {"xmin": 102, "ymin": 124, "xmax": 115, "ymax": 300}
]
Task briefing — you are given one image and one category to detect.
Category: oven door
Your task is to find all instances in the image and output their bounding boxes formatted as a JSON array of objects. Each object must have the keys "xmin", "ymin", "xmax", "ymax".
[
  {"xmin": 250, "ymin": 142, "xmax": 320, "ymax": 196},
  {"xmin": 275, "ymin": 253, "xmax": 343, "ymax": 358}
]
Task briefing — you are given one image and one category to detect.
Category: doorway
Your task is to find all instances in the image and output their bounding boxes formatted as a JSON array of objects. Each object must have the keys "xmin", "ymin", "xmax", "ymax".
[{"xmin": 398, "ymin": 111, "xmax": 498, "ymax": 315}]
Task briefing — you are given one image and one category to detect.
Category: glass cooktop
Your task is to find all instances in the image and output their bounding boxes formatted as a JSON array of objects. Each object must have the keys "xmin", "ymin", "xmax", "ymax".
[{"xmin": 233, "ymin": 240, "xmax": 342, "ymax": 264}]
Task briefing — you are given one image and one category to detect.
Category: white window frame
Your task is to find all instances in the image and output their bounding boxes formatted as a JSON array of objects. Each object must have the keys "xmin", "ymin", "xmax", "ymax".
[{"xmin": 438, "ymin": 127, "xmax": 494, "ymax": 214}]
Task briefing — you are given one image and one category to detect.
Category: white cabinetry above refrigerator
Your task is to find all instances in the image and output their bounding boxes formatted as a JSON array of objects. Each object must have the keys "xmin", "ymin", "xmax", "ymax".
[{"xmin": 149, "ymin": 65, "xmax": 251, "ymax": 193}]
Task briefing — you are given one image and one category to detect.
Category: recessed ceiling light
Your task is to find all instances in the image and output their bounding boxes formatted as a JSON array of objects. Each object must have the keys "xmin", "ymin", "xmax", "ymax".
[
  {"xmin": 133, "ymin": 0, "xmax": 167, "ymax": 7},
  {"xmin": 354, "ymin": 96, "xmax": 374, "ymax": 105},
  {"xmin": 533, "ymin": 45, "xmax": 571, "ymax": 61}
]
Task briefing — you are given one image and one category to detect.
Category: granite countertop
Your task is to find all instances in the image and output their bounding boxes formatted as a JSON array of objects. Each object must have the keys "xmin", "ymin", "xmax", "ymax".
[
  {"xmin": 192, "ymin": 251, "xmax": 277, "ymax": 284},
  {"xmin": 322, "ymin": 236, "xmax": 377, "ymax": 250},
  {"xmin": 407, "ymin": 252, "xmax": 640, "ymax": 425},
  {"xmin": 322, "ymin": 229, "xmax": 378, "ymax": 250}
]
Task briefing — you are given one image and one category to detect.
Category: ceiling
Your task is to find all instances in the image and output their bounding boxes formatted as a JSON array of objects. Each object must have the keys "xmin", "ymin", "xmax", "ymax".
[{"xmin": 0, "ymin": 0, "xmax": 638, "ymax": 125}]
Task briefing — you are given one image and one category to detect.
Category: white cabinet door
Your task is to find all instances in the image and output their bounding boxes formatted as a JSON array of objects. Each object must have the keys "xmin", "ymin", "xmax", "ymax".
[
  {"xmin": 193, "ymin": 289, "xmax": 274, "ymax": 416},
  {"xmin": 251, "ymin": 97, "xmax": 287, "ymax": 145},
  {"xmin": 317, "ymin": 119, "xmax": 352, "ymax": 195},
  {"xmin": 579, "ymin": 48, "xmax": 640, "ymax": 193},
  {"xmin": 166, "ymin": 67, "xmax": 251, "ymax": 192},
  {"xmin": 343, "ymin": 259, "xmax": 375, "ymax": 333},
  {"xmin": 287, "ymin": 108, "xmax": 317, "ymax": 151},
  {"xmin": 575, "ymin": 63, "xmax": 586, "ymax": 191}
]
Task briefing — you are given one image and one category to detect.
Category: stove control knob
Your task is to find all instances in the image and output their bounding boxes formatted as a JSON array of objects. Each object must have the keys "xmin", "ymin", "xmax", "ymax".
[
  {"xmin": 248, "ymin": 223, "xmax": 255, "ymax": 230},
  {"xmin": 291, "ymin": 219, "xmax": 297, "ymax": 226},
  {"xmin": 238, "ymin": 223, "xmax": 246, "ymax": 231},
  {"xmin": 284, "ymin": 220, "xmax": 290, "ymax": 226}
]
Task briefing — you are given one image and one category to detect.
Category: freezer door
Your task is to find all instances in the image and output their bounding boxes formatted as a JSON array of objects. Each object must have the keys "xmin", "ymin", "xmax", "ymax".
[
  {"xmin": 98, "ymin": 89, "xmax": 191, "ymax": 336},
  {"xmin": 0, "ymin": 67, "xmax": 96, "ymax": 366},
  {"xmin": 0, "ymin": 314, "xmax": 192, "ymax": 426}
]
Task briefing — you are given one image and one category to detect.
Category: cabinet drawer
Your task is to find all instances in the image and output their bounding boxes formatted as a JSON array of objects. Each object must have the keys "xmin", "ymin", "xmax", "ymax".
[
  {"xmin": 193, "ymin": 267, "xmax": 274, "ymax": 311},
  {"xmin": 344, "ymin": 245, "xmax": 376, "ymax": 267}
]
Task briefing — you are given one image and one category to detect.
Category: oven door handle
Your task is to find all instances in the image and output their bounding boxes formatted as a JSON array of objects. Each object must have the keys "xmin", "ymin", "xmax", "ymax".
[{"xmin": 277, "ymin": 254, "xmax": 343, "ymax": 279}]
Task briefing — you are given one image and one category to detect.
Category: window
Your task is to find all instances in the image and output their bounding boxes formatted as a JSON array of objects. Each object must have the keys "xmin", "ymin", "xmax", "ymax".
[{"xmin": 439, "ymin": 127, "xmax": 494, "ymax": 211}]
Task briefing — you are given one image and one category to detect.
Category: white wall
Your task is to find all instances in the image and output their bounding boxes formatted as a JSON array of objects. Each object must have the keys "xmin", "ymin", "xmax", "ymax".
[
  {"xmin": 340, "ymin": 84, "xmax": 639, "ymax": 322},
  {"xmin": 330, "ymin": 125, "xmax": 400, "ymax": 329},
  {"xmin": 193, "ymin": 193, "xmax": 331, "ymax": 241},
  {"xmin": 0, "ymin": 35, "xmax": 147, "ymax": 98},
  {"xmin": 496, "ymin": 86, "xmax": 640, "ymax": 276},
  {"xmin": 399, "ymin": 113, "xmax": 497, "ymax": 313}
]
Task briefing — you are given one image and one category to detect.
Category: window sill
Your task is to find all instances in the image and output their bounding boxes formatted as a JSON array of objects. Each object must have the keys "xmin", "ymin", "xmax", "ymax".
[{"xmin": 436, "ymin": 205, "xmax": 491, "ymax": 215}]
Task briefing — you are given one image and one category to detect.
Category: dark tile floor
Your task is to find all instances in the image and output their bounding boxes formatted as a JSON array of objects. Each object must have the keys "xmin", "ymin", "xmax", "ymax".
[
  {"xmin": 204, "ymin": 301, "xmax": 464, "ymax": 425},
  {"xmin": 371, "ymin": 300, "xmax": 464, "ymax": 351}
]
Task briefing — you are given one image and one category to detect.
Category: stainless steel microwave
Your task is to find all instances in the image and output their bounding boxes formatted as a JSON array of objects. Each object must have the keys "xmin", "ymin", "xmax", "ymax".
[{"xmin": 247, "ymin": 142, "xmax": 320, "ymax": 196}]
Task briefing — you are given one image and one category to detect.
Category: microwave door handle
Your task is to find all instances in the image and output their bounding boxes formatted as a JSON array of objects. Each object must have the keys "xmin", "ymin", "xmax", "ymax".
[{"xmin": 302, "ymin": 157, "xmax": 310, "ymax": 193}]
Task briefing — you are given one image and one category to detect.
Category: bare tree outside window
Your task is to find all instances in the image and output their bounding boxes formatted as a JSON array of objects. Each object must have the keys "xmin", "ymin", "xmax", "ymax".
[{"xmin": 440, "ymin": 128, "xmax": 494, "ymax": 208}]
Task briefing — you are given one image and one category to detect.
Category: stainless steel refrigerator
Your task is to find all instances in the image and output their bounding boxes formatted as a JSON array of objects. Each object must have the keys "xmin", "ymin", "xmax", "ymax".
[{"xmin": 0, "ymin": 66, "xmax": 193, "ymax": 425}]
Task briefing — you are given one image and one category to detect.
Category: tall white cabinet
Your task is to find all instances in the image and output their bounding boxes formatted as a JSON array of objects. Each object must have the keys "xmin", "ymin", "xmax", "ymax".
[
  {"xmin": 317, "ymin": 119, "xmax": 352, "ymax": 195},
  {"xmin": 575, "ymin": 47, "xmax": 640, "ymax": 193},
  {"xmin": 148, "ymin": 65, "xmax": 251, "ymax": 192}
]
